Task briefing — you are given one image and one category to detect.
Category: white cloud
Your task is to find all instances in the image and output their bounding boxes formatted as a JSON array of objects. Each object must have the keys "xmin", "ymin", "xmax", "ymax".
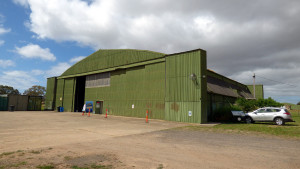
[
  {"xmin": 12, "ymin": 0, "xmax": 29, "ymax": 8},
  {"xmin": 18, "ymin": 0, "xmax": 300, "ymax": 103},
  {"xmin": 45, "ymin": 57, "xmax": 84, "ymax": 78},
  {"xmin": 0, "ymin": 59, "xmax": 15, "ymax": 68},
  {"xmin": 46, "ymin": 62, "xmax": 71, "ymax": 77},
  {"xmin": 0, "ymin": 70, "xmax": 39, "ymax": 91},
  {"xmin": 15, "ymin": 44, "xmax": 56, "ymax": 61},
  {"xmin": 70, "ymin": 56, "xmax": 86, "ymax": 63},
  {"xmin": 0, "ymin": 27, "xmax": 11, "ymax": 35},
  {"xmin": 0, "ymin": 19, "xmax": 11, "ymax": 46},
  {"xmin": 22, "ymin": 0, "xmax": 287, "ymax": 53},
  {"xmin": 31, "ymin": 69, "xmax": 44, "ymax": 76},
  {"xmin": 0, "ymin": 14, "xmax": 11, "ymax": 34}
]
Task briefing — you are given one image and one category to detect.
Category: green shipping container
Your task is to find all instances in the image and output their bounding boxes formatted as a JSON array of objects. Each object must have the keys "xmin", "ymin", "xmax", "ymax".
[
  {"xmin": 28, "ymin": 96, "xmax": 43, "ymax": 111},
  {"xmin": 0, "ymin": 95, "xmax": 8, "ymax": 111}
]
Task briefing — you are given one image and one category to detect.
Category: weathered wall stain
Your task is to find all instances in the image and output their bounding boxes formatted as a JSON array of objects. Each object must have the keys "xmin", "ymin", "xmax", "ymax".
[
  {"xmin": 171, "ymin": 102, "xmax": 179, "ymax": 112},
  {"xmin": 155, "ymin": 103, "xmax": 165, "ymax": 110}
]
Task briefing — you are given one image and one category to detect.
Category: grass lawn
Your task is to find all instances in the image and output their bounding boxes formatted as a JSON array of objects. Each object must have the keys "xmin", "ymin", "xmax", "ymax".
[{"xmin": 185, "ymin": 110, "xmax": 300, "ymax": 139}]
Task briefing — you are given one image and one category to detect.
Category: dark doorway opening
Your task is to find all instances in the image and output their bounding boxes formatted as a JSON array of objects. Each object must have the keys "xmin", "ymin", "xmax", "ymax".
[
  {"xmin": 95, "ymin": 101, "xmax": 103, "ymax": 114},
  {"xmin": 74, "ymin": 76, "xmax": 86, "ymax": 112}
]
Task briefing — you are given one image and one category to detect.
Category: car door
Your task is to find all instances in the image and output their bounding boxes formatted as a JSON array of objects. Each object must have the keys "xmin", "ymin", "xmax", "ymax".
[
  {"xmin": 253, "ymin": 109, "xmax": 266, "ymax": 121},
  {"xmin": 251, "ymin": 109, "xmax": 266, "ymax": 121},
  {"xmin": 264, "ymin": 109, "xmax": 278, "ymax": 121}
]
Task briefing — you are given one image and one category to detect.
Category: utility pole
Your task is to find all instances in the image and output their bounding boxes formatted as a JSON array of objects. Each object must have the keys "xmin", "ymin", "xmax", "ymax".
[{"xmin": 253, "ymin": 73, "xmax": 256, "ymax": 99}]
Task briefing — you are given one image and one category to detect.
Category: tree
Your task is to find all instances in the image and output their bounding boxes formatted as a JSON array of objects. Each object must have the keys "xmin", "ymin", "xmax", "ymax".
[
  {"xmin": 256, "ymin": 97, "xmax": 283, "ymax": 107},
  {"xmin": 23, "ymin": 85, "xmax": 46, "ymax": 96},
  {"xmin": 235, "ymin": 97, "xmax": 283, "ymax": 112},
  {"xmin": 297, "ymin": 102, "xmax": 300, "ymax": 105},
  {"xmin": 236, "ymin": 98, "xmax": 257, "ymax": 112},
  {"xmin": 0, "ymin": 85, "xmax": 20, "ymax": 95}
]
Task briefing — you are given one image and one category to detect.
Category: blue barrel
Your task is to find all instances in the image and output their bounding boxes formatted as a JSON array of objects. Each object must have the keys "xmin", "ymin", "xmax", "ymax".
[{"xmin": 60, "ymin": 107, "xmax": 64, "ymax": 112}]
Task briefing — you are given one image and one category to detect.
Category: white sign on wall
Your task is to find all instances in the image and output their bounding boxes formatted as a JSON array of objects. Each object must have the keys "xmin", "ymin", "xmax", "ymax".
[
  {"xmin": 188, "ymin": 111, "xmax": 192, "ymax": 116},
  {"xmin": 132, "ymin": 104, "xmax": 134, "ymax": 109}
]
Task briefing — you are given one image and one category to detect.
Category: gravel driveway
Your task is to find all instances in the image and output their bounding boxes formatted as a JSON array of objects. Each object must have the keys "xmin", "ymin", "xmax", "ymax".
[{"xmin": 0, "ymin": 111, "xmax": 299, "ymax": 169}]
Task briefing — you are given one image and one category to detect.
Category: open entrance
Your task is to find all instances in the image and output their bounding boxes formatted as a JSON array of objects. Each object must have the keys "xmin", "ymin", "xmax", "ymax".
[
  {"xmin": 74, "ymin": 76, "xmax": 86, "ymax": 112},
  {"xmin": 95, "ymin": 101, "xmax": 103, "ymax": 114}
]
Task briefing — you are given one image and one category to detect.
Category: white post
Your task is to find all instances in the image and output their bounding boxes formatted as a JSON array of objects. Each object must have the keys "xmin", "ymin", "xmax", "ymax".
[{"xmin": 253, "ymin": 73, "xmax": 256, "ymax": 99}]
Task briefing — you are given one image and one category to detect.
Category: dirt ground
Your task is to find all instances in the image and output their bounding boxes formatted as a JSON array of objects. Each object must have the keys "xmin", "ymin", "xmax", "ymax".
[{"xmin": 1, "ymin": 111, "xmax": 300, "ymax": 169}]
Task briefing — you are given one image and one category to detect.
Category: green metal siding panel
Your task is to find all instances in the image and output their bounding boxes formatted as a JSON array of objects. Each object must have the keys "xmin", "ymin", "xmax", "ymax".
[
  {"xmin": 58, "ymin": 58, "xmax": 165, "ymax": 79},
  {"xmin": 63, "ymin": 78, "xmax": 75, "ymax": 112},
  {"xmin": 165, "ymin": 102, "xmax": 201, "ymax": 123},
  {"xmin": 8, "ymin": 95, "xmax": 28, "ymax": 111},
  {"xmin": 55, "ymin": 79, "xmax": 65, "ymax": 108},
  {"xmin": 84, "ymin": 62, "xmax": 165, "ymax": 119},
  {"xmin": 166, "ymin": 51, "xmax": 202, "ymax": 102},
  {"xmin": 0, "ymin": 96, "xmax": 8, "ymax": 111},
  {"xmin": 28, "ymin": 96, "xmax": 42, "ymax": 111},
  {"xmin": 45, "ymin": 77, "xmax": 57, "ymax": 110},
  {"xmin": 247, "ymin": 85, "xmax": 264, "ymax": 99},
  {"xmin": 165, "ymin": 49, "xmax": 207, "ymax": 123},
  {"xmin": 61, "ymin": 49, "xmax": 165, "ymax": 77}
]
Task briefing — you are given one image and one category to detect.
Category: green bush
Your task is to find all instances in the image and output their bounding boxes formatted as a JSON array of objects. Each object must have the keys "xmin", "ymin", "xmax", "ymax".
[{"xmin": 236, "ymin": 98, "xmax": 257, "ymax": 112}]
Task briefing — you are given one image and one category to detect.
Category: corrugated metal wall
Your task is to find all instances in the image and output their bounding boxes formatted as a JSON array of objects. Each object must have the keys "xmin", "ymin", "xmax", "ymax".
[
  {"xmin": 85, "ymin": 62, "xmax": 165, "ymax": 119},
  {"xmin": 63, "ymin": 78, "xmax": 76, "ymax": 112},
  {"xmin": 0, "ymin": 95, "xmax": 8, "ymax": 111},
  {"xmin": 0, "ymin": 95, "xmax": 43, "ymax": 111},
  {"xmin": 62, "ymin": 49, "xmax": 165, "ymax": 77},
  {"xmin": 8, "ymin": 95, "xmax": 29, "ymax": 111},
  {"xmin": 45, "ymin": 77, "xmax": 57, "ymax": 110},
  {"xmin": 55, "ymin": 79, "xmax": 65, "ymax": 108},
  {"xmin": 247, "ymin": 85, "xmax": 264, "ymax": 99},
  {"xmin": 51, "ymin": 49, "xmax": 211, "ymax": 123},
  {"xmin": 165, "ymin": 50, "xmax": 207, "ymax": 123},
  {"xmin": 28, "ymin": 96, "xmax": 42, "ymax": 111}
]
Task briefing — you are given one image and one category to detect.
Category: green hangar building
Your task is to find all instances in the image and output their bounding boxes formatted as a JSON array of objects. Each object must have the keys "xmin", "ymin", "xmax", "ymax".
[{"xmin": 45, "ymin": 49, "xmax": 257, "ymax": 124}]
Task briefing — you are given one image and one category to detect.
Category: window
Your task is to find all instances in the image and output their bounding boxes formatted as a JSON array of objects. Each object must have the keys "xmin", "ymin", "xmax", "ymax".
[
  {"xmin": 266, "ymin": 109, "xmax": 273, "ymax": 113},
  {"xmin": 257, "ymin": 109, "xmax": 265, "ymax": 113},
  {"xmin": 86, "ymin": 72, "xmax": 110, "ymax": 88}
]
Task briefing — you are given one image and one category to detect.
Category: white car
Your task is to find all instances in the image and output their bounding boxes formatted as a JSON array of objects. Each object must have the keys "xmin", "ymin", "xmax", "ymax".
[{"xmin": 244, "ymin": 107, "xmax": 295, "ymax": 125}]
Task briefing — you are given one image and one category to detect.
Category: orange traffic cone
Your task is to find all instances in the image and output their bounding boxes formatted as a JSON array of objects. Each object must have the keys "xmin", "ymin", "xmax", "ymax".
[
  {"xmin": 105, "ymin": 109, "xmax": 108, "ymax": 118},
  {"xmin": 146, "ymin": 110, "xmax": 149, "ymax": 123}
]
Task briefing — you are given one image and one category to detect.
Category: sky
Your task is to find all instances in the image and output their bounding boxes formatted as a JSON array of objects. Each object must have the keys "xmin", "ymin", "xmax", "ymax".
[{"xmin": 0, "ymin": 0, "xmax": 300, "ymax": 104}]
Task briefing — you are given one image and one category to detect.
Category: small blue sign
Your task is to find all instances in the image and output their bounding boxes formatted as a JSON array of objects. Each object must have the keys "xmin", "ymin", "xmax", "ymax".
[{"xmin": 86, "ymin": 101, "xmax": 93, "ymax": 112}]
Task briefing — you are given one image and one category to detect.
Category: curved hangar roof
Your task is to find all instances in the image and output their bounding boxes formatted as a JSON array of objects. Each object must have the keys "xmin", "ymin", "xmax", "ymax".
[{"xmin": 60, "ymin": 49, "xmax": 165, "ymax": 79}]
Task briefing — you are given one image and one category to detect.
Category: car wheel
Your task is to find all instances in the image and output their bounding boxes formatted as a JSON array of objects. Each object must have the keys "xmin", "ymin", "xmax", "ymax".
[
  {"xmin": 245, "ymin": 117, "xmax": 253, "ymax": 124},
  {"xmin": 274, "ymin": 117, "xmax": 285, "ymax": 125}
]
